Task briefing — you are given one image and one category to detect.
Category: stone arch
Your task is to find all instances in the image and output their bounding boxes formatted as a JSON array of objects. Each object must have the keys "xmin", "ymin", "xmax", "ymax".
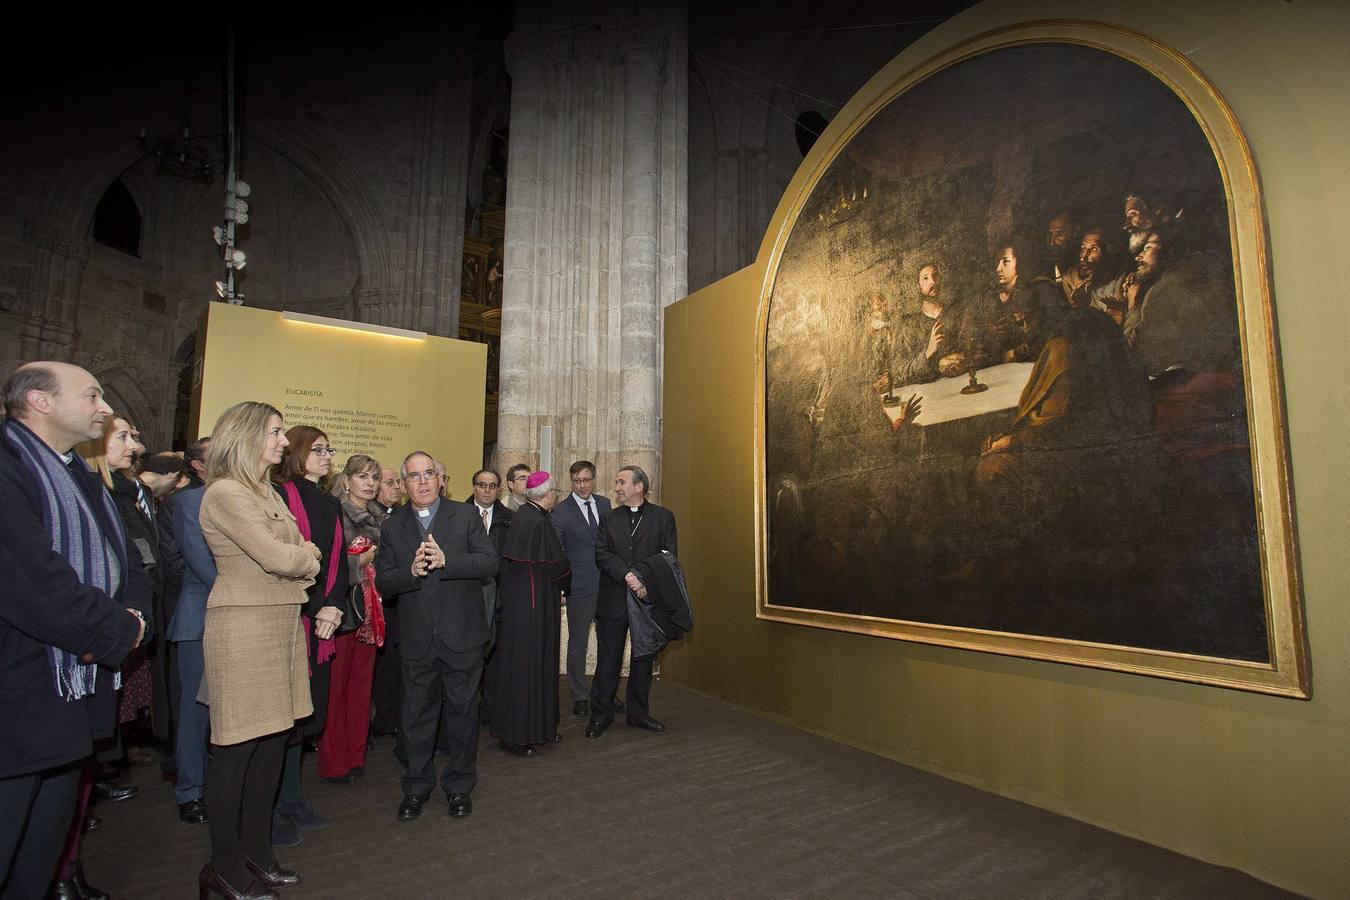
[
  {"xmin": 245, "ymin": 105, "xmax": 395, "ymax": 312},
  {"xmin": 94, "ymin": 364, "xmax": 157, "ymax": 446}
]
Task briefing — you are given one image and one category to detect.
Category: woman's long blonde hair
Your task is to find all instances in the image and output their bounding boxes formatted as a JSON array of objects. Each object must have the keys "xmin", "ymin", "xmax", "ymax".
[
  {"xmin": 74, "ymin": 415, "xmax": 131, "ymax": 489},
  {"xmin": 206, "ymin": 401, "xmax": 282, "ymax": 494}
]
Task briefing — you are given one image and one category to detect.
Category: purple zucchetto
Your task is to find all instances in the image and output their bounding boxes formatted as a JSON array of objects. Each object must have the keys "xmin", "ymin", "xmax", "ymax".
[{"xmin": 525, "ymin": 470, "xmax": 551, "ymax": 489}]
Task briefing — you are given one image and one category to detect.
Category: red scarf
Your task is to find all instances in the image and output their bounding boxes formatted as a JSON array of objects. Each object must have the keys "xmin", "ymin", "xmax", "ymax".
[{"xmin": 346, "ymin": 535, "xmax": 385, "ymax": 646}]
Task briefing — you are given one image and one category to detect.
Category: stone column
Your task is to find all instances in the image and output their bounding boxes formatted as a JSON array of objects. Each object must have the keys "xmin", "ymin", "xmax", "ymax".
[
  {"xmin": 497, "ymin": 8, "xmax": 687, "ymax": 499},
  {"xmin": 618, "ymin": 33, "xmax": 662, "ymax": 485}
]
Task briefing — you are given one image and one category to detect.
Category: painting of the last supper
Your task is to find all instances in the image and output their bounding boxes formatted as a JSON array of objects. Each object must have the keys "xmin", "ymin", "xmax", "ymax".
[{"xmin": 760, "ymin": 31, "xmax": 1306, "ymax": 692}]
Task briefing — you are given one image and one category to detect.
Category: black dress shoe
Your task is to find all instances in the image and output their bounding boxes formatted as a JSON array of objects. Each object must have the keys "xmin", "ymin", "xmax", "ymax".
[
  {"xmin": 67, "ymin": 858, "xmax": 108, "ymax": 900},
  {"xmin": 626, "ymin": 716, "xmax": 666, "ymax": 733},
  {"xmin": 499, "ymin": 739, "xmax": 536, "ymax": 757},
  {"xmin": 178, "ymin": 798, "xmax": 208, "ymax": 824},
  {"xmin": 584, "ymin": 718, "xmax": 611, "ymax": 739},
  {"xmin": 51, "ymin": 876, "xmax": 81, "ymax": 899},
  {"xmin": 322, "ymin": 773, "xmax": 356, "ymax": 785},
  {"xmin": 244, "ymin": 857, "xmax": 302, "ymax": 887},
  {"xmin": 82, "ymin": 815, "xmax": 101, "ymax": 834},
  {"xmin": 92, "ymin": 781, "xmax": 138, "ymax": 803},
  {"xmin": 572, "ymin": 699, "xmax": 589, "ymax": 718},
  {"xmin": 198, "ymin": 863, "xmax": 278, "ymax": 900},
  {"xmin": 447, "ymin": 793, "xmax": 473, "ymax": 818},
  {"xmin": 397, "ymin": 793, "xmax": 431, "ymax": 822}
]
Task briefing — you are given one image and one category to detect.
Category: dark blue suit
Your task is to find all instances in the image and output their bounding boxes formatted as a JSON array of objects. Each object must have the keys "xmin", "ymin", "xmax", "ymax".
[
  {"xmin": 552, "ymin": 492, "xmax": 610, "ymax": 700},
  {"xmin": 168, "ymin": 486, "xmax": 215, "ymax": 804}
]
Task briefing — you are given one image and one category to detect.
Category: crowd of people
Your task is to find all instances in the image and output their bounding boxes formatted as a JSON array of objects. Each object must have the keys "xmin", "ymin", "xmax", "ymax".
[{"xmin": 0, "ymin": 363, "xmax": 691, "ymax": 900}]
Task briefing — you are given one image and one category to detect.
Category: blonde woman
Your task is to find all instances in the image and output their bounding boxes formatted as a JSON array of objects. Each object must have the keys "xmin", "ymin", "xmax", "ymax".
[
  {"xmin": 197, "ymin": 402, "xmax": 322, "ymax": 900},
  {"xmin": 317, "ymin": 454, "xmax": 387, "ymax": 784}
]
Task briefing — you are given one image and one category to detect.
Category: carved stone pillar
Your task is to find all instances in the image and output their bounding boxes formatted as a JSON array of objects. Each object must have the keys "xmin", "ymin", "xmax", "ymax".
[
  {"xmin": 498, "ymin": 7, "xmax": 687, "ymax": 498},
  {"xmin": 618, "ymin": 33, "xmax": 663, "ymax": 484}
]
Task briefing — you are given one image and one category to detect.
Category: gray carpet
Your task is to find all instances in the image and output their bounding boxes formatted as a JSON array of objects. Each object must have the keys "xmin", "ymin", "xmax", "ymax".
[{"xmin": 81, "ymin": 678, "xmax": 1294, "ymax": 899}]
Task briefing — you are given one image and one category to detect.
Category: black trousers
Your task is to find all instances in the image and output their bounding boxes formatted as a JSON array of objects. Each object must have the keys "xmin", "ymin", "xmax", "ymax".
[
  {"xmin": 588, "ymin": 614, "xmax": 653, "ymax": 724},
  {"xmin": 0, "ymin": 764, "xmax": 80, "ymax": 900},
  {"xmin": 400, "ymin": 644, "xmax": 481, "ymax": 799},
  {"xmin": 205, "ymin": 730, "xmax": 288, "ymax": 890},
  {"xmin": 370, "ymin": 640, "xmax": 403, "ymax": 735}
]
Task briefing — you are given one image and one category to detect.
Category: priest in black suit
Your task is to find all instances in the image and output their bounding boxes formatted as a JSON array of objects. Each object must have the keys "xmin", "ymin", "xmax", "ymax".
[
  {"xmin": 376, "ymin": 452, "xmax": 498, "ymax": 821},
  {"xmin": 586, "ymin": 464, "xmax": 677, "ymax": 738}
]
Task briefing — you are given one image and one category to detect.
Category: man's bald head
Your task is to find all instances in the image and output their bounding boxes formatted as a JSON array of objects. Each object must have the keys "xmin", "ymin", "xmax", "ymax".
[{"xmin": 2, "ymin": 361, "xmax": 113, "ymax": 452}]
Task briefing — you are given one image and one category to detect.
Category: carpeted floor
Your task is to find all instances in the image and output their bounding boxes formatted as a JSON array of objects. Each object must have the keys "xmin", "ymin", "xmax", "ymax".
[{"xmin": 80, "ymin": 678, "xmax": 1295, "ymax": 899}]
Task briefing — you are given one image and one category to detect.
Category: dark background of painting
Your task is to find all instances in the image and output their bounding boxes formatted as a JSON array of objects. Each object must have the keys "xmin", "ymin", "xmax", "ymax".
[{"xmin": 764, "ymin": 43, "xmax": 1267, "ymax": 661}]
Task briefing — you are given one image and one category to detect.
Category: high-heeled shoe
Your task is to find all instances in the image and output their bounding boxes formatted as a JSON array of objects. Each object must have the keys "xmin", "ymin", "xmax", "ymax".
[
  {"xmin": 197, "ymin": 863, "xmax": 278, "ymax": 900},
  {"xmin": 244, "ymin": 856, "xmax": 302, "ymax": 887}
]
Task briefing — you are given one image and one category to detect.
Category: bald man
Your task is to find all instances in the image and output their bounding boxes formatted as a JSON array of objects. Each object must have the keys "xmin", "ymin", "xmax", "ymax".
[{"xmin": 0, "ymin": 362, "xmax": 149, "ymax": 897}]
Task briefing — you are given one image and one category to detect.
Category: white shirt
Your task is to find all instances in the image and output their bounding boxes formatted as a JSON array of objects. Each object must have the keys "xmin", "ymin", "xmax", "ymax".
[{"xmin": 474, "ymin": 502, "xmax": 494, "ymax": 532}]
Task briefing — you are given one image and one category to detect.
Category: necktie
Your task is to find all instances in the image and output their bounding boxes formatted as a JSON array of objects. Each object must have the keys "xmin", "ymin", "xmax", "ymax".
[
  {"xmin": 585, "ymin": 499, "xmax": 597, "ymax": 535},
  {"xmin": 136, "ymin": 484, "xmax": 153, "ymax": 523},
  {"xmin": 481, "ymin": 507, "xmax": 489, "ymax": 533}
]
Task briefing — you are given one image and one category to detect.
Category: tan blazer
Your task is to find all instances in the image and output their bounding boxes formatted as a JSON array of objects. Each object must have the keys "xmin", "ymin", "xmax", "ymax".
[{"xmin": 199, "ymin": 478, "xmax": 320, "ymax": 744}]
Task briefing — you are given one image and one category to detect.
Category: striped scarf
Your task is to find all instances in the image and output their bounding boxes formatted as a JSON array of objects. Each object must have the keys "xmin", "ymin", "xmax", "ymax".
[{"xmin": 3, "ymin": 418, "xmax": 124, "ymax": 699}]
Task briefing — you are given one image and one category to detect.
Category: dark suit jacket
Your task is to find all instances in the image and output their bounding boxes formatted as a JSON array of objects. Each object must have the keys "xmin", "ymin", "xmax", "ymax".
[
  {"xmin": 0, "ymin": 421, "xmax": 147, "ymax": 778},
  {"xmin": 595, "ymin": 501, "xmax": 677, "ymax": 619},
  {"xmin": 552, "ymin": 492, "xmax": 611, "ymax": 598},
  {"xmin": 464, "ymin": 499, "xmax": 512, "ymax": 554},
  {"xmin": 168, "ymin": 486, "xmax": 216, "ymax": 642},
  {"xmin": 376, "ymin": 500, "xmax": 499, "ymax": 658}
]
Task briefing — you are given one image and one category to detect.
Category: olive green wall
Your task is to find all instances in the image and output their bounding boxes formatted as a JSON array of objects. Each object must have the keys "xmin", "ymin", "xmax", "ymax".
[{"xmin": 661, "ymin": 2, "xmax": 1350, "ymax": 896}]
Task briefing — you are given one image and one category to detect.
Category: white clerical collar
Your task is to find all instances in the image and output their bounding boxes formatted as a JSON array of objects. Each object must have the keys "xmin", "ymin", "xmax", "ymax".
[
  {"xmin": 628, "ymin": 505, "xmax": 642, "ymax": 513},
  {"xmin": 417, "ymin": 507, "xmax": 433, "ymax": 518}
]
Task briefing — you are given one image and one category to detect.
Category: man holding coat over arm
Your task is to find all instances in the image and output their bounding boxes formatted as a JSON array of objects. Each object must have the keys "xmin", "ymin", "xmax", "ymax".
[{"xmin": 585, "ymin": 464, "xmax": 677, "ymax": 739}]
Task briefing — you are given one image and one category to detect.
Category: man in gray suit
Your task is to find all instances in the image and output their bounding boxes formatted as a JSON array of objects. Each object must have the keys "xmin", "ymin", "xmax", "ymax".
[
  {"xmin": 168, "ymin": 436, "xmax": 213, "ymax": 825},
  {"xmin": 376, "ymin": 452, "xmax": 498, "ymax": 822},
  {"xmin": 551, "ymin": 460, "xmax": 611, "ymax": 718}
]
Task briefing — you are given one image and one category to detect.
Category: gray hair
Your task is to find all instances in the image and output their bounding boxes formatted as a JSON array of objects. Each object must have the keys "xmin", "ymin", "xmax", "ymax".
[
  {"xmin": 401, "ymin": 450, "xmax": 436, "ymax": 478},
  {"xmin": 619, "ymin": 464, "xmax": 650, "ymax": 495},
  {"xmin": 2, "ymin": 364, "xmax": 59, "ymax": 418},
  {"xmin": 523, "ymin": 474, "xmax": 555, "ymax": 500}
]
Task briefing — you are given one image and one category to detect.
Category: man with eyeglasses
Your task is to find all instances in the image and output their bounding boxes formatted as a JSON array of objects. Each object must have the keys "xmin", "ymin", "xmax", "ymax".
[
  {"xmin": 375, "ymin": 451, "xmax": 498, "ymax": 822},
  {"xmin": 503, "ymin": 463, "xmax": 531, "ymax": 511},
  {"xmin": 376, "ymin": 466, "xmax": 402, "ymax": 515},
  {"xmin": 465, "ymin": 469, "xmax": 512, "ymax": 724},
  {"xmin": 551, "ymin": 460, "xmax": 612, "ymax": 718},
  {"xmin": 369, "ymin": 465, "xmax": 406, "ymax": 741}
]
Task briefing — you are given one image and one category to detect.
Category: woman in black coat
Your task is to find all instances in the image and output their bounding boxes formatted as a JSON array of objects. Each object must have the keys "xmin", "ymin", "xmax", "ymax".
[{"xmin": 269, "ymin": 425, "xmax": 349, "ymax": 845}]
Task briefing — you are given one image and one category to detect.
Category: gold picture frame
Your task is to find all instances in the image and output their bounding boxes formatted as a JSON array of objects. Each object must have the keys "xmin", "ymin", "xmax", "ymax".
[{"xmin": 754, "ymin": 21, "xmax": 1308, "ymax": 697}]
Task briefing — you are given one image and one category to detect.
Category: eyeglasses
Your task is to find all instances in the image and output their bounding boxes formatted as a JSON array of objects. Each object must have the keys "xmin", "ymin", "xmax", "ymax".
[
  {"xmin": 310, "ymin": 447, "xmax": 339, "ymax": 457},
  {"xmin": 571, "ymin": 476, "xmax": 594, "ymax": 484},
  {"xmin": 403, "ymin": 470, "xmax": 438, "ymax": 482},
  {"xmin": 473, "ymin": 481, "xmax": 499, "ymax": 489}
]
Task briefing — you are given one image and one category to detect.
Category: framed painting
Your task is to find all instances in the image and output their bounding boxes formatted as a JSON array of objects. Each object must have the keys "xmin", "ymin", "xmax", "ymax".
[{"xmin": 755, "ymin": 21, "xmax": 1308, "ymax": 697}]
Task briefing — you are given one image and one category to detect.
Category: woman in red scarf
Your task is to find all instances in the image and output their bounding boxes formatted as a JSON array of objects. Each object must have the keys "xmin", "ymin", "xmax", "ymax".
[{"xmin": 318, "ymin": 454, "xmax": 387, "ymax": 784}]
